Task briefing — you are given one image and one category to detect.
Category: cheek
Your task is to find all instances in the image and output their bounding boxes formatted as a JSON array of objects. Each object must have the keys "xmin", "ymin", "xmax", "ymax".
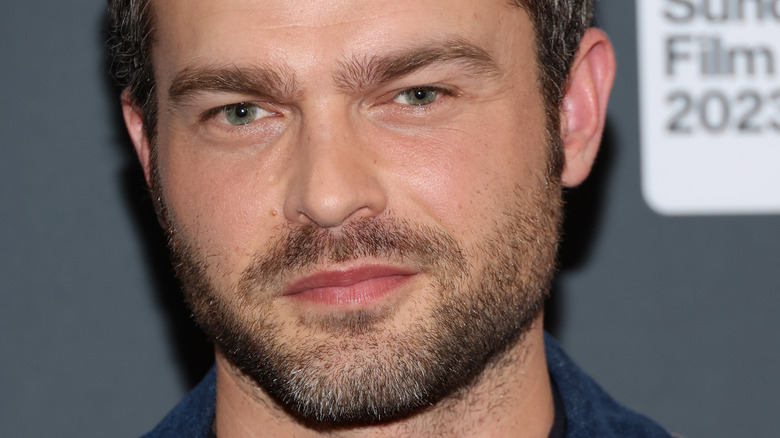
[
  {"xmin": 156, "ymin": 128, "xmax": 284, "ymax": 277},
  {"xmin": 381, "ymin": 105, "xmax": 549, "ymax": 237}
]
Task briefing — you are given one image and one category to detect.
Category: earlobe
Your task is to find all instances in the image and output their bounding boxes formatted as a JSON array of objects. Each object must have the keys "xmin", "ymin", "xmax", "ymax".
[
  {"xmin": 121, "ymin": 89, "xmax": 153, "ymax": 187},
  {"xmin": 559, "ymin": 28, "xmax": 616, "ymax": 187}
]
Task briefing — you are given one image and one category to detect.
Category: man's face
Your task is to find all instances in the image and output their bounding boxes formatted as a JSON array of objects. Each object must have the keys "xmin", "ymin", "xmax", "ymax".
[{"xmin": 148, "ymin": 0, "xmax": 561, "ymax": 425}]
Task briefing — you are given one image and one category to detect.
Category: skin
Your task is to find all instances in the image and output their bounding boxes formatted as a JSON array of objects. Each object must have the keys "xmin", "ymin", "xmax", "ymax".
[{"xmin": 122, "ymin": 0, "xmax": 615, "ymax": 436}]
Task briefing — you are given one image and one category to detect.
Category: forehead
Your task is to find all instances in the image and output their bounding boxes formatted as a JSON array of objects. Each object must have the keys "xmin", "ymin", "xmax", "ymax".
[{"xmin": 151, "ymin": 0, "xmax": 533, "ymax": 79}]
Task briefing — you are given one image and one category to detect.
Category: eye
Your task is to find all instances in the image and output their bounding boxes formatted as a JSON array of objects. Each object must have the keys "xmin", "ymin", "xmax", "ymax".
[
  {"xmin": 394, "ymin": 87, "xmax": 440, "ymax": 106},
  {"xmin": 222, "ymin": 102, "xmax": 268, "ymax": 125}
]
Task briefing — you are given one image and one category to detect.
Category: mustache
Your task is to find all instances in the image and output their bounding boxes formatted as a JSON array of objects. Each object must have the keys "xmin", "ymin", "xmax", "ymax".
[{"xmin": 237, "ymin": 216, "xmax": 467, "ymax": 296}]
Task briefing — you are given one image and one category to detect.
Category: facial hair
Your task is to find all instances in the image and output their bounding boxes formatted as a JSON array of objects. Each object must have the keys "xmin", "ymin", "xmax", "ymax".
[{"xmin": 155, "ymin": 162, "xmax": 562, "ymax": 427}]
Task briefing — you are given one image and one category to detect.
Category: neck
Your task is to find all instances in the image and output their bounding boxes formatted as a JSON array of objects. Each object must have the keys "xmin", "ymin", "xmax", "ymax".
[{"xmin": 213, "ymin": 320, "xmax": 554, "ymax": 438}]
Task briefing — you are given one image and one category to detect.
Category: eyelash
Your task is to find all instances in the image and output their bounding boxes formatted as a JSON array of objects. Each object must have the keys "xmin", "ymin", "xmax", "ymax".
[
  {"xmin": 200, "ymin": 102, "xmax": 272, "ymax": 124},
  {"xmin": 391, "ymin": 85, "xmax": 456, "ymax": 106}
]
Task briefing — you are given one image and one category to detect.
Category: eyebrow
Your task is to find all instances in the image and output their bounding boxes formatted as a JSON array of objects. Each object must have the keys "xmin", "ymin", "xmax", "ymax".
[
  {"xmin": 168, "ymin": 63, "xmax": 298, "ymax": 106},
  {"xmin": 167, "ymin": 38, "xmax": 501, "ymax": 105},
  {"xmin": 333, "ymin": 38, "xmax": 501, "ymax": 91}
]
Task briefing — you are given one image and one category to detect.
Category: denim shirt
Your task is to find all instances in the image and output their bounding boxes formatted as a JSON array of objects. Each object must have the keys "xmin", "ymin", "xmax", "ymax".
[{"xmin": 142, "ymin": 334, "xmax": 672, "ymax": 437}]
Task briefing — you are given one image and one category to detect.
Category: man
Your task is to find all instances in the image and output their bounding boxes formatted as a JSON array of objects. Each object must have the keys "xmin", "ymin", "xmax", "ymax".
[{"xmin": 108, "ymin": 0, "xmax": 672, "ymax": 436}]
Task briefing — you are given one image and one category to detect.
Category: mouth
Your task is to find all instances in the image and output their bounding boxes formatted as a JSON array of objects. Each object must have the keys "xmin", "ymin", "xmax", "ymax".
[{"xmin": 282, "ymin": 264, "xmax": 417, "ymax": 306}]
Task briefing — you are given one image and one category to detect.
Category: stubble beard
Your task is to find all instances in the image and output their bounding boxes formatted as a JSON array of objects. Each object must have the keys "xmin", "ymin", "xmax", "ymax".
[{"xmin": 153, "ymin": 153, "xmax": 563, "ymax": 427}]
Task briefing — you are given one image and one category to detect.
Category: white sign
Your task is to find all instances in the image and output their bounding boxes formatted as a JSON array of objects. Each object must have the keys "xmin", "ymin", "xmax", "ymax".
[{"xmin": 637, "ymin": 0, "xmax": 780, "ymax": 215}]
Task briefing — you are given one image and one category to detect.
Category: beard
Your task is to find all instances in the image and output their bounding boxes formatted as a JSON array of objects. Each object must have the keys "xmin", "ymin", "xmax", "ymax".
[{"xmin": 155, "ymin": 157, "xmax": 562, "ymax": 427}]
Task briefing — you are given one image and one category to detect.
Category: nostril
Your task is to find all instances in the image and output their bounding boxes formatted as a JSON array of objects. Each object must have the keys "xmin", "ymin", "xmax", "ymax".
[{"xmin": 284, "ymin": 177, "xmax": 388, "ymax": 229}]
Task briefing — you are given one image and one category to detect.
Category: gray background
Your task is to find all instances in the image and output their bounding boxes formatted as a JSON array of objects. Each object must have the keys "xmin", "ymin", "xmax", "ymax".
[{"xmin": 1, "ymin": 1, "xmax": 778, "ymax": 437}]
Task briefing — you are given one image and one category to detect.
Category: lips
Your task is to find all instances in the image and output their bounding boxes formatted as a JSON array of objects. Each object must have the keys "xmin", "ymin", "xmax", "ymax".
[{"xmin": 283, "ymin": 265, "xmax": 416, "ymax": 306}]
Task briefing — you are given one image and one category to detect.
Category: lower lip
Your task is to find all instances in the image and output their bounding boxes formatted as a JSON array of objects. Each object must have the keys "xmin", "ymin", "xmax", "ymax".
[{"xmin": 286, "ymin": 274, "xmax": 415, "ymax": 306}]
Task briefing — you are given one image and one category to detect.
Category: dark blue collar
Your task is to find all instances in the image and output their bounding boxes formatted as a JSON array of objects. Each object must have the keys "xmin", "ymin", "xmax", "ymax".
[{"xmin": 544, "ymin": 333, "xmax": 671, "ymax": 437}]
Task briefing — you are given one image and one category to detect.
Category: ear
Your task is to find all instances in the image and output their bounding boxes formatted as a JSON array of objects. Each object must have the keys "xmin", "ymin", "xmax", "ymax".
[
  {"xmin": 121, "ymin": 89, "xmax": 153, "ymax": 187},
  {"xmin": 559, "ymin": 28, "xmax": 616, "ymax": 187}
]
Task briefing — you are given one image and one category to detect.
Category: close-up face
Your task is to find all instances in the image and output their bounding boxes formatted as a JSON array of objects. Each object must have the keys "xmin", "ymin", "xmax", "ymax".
[{"xmin": 134, "ymin": 0, "xmax": 564, "ymax": 425}]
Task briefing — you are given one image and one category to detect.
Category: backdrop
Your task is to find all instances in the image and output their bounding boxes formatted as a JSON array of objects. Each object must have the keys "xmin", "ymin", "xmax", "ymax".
[{"xmin": 2, "ymin": 1, "xmax": 778, "ymax": 437}]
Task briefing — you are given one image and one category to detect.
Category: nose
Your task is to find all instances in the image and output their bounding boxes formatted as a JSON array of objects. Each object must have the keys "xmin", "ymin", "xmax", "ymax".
[{"xmin": 282, "ymin": 110, "xmax": 387, "ymax": 228}]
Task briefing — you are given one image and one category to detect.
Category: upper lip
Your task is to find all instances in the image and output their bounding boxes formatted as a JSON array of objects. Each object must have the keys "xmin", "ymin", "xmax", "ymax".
[{"xmin": 283, "ymin": 264, "xmax": 417, "ymax": 296}]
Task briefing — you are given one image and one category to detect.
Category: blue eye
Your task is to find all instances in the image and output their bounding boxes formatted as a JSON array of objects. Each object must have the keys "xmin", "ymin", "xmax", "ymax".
[
  {"xmin": 394, "ymin": 88, "xmax": 440, "ymax": 106},
  {"xmin": 224, "ymin": 102, "xmax": 262, "ymax": 125}
]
